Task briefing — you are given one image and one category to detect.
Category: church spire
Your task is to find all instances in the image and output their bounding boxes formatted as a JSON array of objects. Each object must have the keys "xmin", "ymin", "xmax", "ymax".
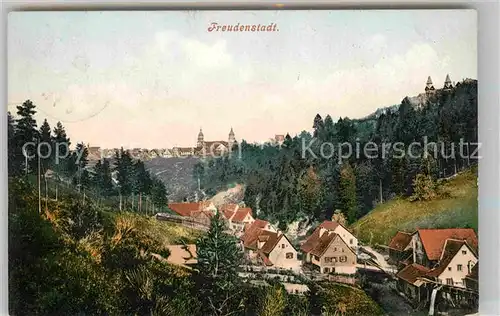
[
  {"xmin": 197, "ymin": 127, "xmax": 204, "ymax": 148},
  {"xmin": 444, "ymin": 74, "xmax": 453, "ymax": 90},
  {"xmin": 425, "ymin": 76, "xmax": 435, "ymax": 92}
]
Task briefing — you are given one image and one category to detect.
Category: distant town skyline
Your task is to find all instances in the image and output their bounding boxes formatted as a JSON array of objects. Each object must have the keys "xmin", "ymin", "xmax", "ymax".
[{"xmin": 8, "ymin": 10, "xmax": 477, "ymax": 148}]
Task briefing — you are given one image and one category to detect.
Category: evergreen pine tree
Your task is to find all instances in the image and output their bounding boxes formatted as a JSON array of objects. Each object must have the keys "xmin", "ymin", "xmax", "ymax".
[
  {"xmin": 39, "ymin": 119, "xmax": 52, "ymax": 171},
  {"xmin": 339, "ymin": 162, "xmax": 357, "ymax": 223},
  {"xmin": 8, "ymin": 112, "xmax": 21, "ymax": 175},
  {"xmin": 312, "ymin": 114, "xmax": 324, "ymax": 139},
  {"xmin": 15, "ymin": 100, "xmax": 39, "ymax": 173},
  {"xmin": 194, "ymin": 211, "xmax": 244, "ymax": 316},
  {"xmin": 52, "ymin": 121, "xmax": 71, "ymax": 175}
]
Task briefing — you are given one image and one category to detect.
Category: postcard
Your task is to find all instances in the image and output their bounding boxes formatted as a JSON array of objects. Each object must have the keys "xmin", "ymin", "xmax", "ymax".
[{"xmin": 8, "ymin": 9, "xmax": 478, "ymax": 316}]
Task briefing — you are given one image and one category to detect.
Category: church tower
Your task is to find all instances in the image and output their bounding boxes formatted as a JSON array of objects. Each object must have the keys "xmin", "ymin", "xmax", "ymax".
[
  {"xmin": 443, "ymin": 74, "xmax": 453, "ymax": 90},
  {"xmin": 228, "ymin": 127, "xmax": 236, "ymax": 150},
  {"xmin": 425, "ymin": 76, "xmax": 435, "ymax": 92},
  {"xmin": 197, "ymin": 128, "xmax": 204, "ymax": 148}
]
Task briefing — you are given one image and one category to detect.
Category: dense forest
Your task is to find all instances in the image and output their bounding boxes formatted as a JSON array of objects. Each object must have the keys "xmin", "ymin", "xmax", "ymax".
[
  {"xmin": 8, "ymin": 99, "xmax": 384, "ymax": 316},
  {"xmin": 194, "ymin": 79, "xmax": 478, "ymax": 227},
  {"xmin": 8, "ymin": 100, "xmax": 168, "ymax": 214}
]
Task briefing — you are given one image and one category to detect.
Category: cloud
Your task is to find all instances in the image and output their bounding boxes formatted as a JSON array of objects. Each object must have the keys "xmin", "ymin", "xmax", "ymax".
[{"xmin": 291, "ymin": 42, "xmax": 448, "ymax": 117}]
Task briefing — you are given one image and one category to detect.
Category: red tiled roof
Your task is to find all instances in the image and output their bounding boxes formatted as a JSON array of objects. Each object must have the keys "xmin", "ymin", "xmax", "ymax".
[
  {"xmin": 396, "ymin": 263, "xmax": 431, "ymax": 286},
  {"xmin": 417, "ymin": 229, "xmax": 478, "ymax": 261},
  {"xmin": 241, "ymin": 219, "xmax": 271, "ymax": 248},
  {"xmin": 168, "ymin": 202, "xmax": 212, "ymax": 217},
  {"xmin": 427, "ymin": 239, "xmax": 477, "ymax": 278},
  {"xmin": 300, "ymin": 220, "xmax": 341, "ymax": 253},
  {"xmin": 231, "ymin": 207, "xmax": 253, "ymax": 222},
  {"xmin": 220, "ymin": 204, "xmax": 238, "ymax": 215},
  {"xmin": 388, "ymin": 231, "xmax": 412, "ymax": 251},
  {"xmin": 310, "ymin": 232, "xmax": 337, "ymax": 257},
  {"xmin": 260, "ymin": 232, "xmax": 282, "ymax": 254}
]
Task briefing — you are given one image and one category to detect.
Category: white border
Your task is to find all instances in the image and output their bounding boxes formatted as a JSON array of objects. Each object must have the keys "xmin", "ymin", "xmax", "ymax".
[{"xmin": 1, "ymin": 1, "xmax": 499, "ymax": 315}]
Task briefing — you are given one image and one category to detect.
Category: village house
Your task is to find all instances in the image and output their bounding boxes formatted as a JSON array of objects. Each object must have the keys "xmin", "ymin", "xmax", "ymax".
[
  {"xmin": 394, "ymin": 228, "xmax": 478, "ymax": 306},
  {"xmin": 220, "ymin": 204, "xmax": 255, "ymax": 235},
  {"xmin": 240, "ymin": 219, "xmax": 301, "ymax": 272},
  {"xmin": 300, "ymin": 221, "xmax": 357, "ymax": 275},
  {"xmin": 167, "ymin": 201, "xmax": 217, "ymax": 226},
  {"xmin": 387, "ymin": 231, "xmax": 413, "ymax": 266}
]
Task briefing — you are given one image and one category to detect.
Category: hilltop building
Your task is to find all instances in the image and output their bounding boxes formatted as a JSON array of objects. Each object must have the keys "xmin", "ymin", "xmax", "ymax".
[
  {"xmin": 425, "ymin": 76, "xmax": 435, "ymax": 93},
  {"xmin": 443, "ymin": 74, "xmax": 453, "ymax": 90}
]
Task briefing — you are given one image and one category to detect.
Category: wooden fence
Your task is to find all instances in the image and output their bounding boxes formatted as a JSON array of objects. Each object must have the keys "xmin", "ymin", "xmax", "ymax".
[{"xmin": 155, "ymin": 213, "xmax": 210, "ymax": 231}]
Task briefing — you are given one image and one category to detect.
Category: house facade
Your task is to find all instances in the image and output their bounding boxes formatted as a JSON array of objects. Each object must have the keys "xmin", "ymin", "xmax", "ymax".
[
  {"xmin": 301, "ymin": 221, "xmax": 357, "ymax": 275},
  {"xmin": 392, "ymin": 228, "xmax": 479, "ymax": 307},
  {"xmin": 241, "ymin": 220, "xmax": 301, "ymax": 271},
  {"xmin": 387, "ymin": 231, "xmax": 413, "ymax": 266},
  {"xmin": 220, "ymin": 204, "xmax": 255, "ymax": 234}
]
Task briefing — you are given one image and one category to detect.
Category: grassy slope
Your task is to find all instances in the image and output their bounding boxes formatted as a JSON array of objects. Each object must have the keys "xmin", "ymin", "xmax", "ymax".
[
  {"xmin": 350, "ymin": 167, "xmax": 478, "ymax": 246},
  {"xmin": 117, "ymin": 212, "xmax": 203, "ymax": 246},
  {"xmin": 321, "ymin": 282, "xmax": 385, "ymax": 316}
]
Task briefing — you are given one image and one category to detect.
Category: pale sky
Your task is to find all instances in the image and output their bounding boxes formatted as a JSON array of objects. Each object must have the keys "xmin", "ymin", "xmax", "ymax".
[{"xmin": 8, "ymin": 10, "xmax": 477, "ymax": 149}]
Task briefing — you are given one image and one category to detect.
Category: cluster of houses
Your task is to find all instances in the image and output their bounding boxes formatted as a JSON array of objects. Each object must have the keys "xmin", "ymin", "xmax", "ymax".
[
  {"xmin": 166, "ymin": 201, "xmax": 359, "ymax": 275},
  {"xmin": 163, "ymin": 200, "xmax": 479, "ymax": 312},
  {"xmin": 388, "ymin": 228, "xmax": 479, "ymax": 308},
  {"xmin": 85, "ymin": 132, "xmax": 286, "ymax": 162}
]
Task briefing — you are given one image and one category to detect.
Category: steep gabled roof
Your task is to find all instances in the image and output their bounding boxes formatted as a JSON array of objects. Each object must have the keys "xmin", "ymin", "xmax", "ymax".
[
  {"xmin": 241, "ymin": 219, "xmax": 271, "ymax": 248},
  {"xmin": 231, "ymin": 207, "xmax": 253, "ymax": 222},
  {"xmin": 300, "ymin": 221, "xmax": 341, "ymax": 253},
  {"xmin": 416, "ymin": 229, "xmax": 478, "ymax": 261},
  {"xmin": 426, "ymin": 239, "xmax": 477, "ymax": 278},
  {"xmin": 388, "ymin": 231, "xmax": 413, "ymax": 251},
  {"xmin": 397, "ymin": 263, "xmax": 431, "ymax": 287},
  {"xmin": 168, "ymin": 202, "xmax": 213, "ymax": 217}
]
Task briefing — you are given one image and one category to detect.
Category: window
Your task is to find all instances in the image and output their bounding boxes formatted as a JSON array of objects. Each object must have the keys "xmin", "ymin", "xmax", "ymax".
[
  {"xmin": 462, "ymin": 250, "xmax": 467, "ymax": 255},
  {"xmin": 333, "ymin": 247, "xmax": 337, "ymax": 252},
  {"xmin": 324, "ymin": 267, "xmax": 329, "ymax": 273},
  {"xmin": 333, "ymin": 257, "xmax": 337, "ymax": 263},
  {"xmin": 350, "ymin": 239, "xmax": 353, "ymax": 244},
  {"xmin": 325, "ymin": 257, "xmax": 332, "ymax": 263},
  {"xmin": 342, "ymin": 248, "xmax": 345, "ymax": 252},
  {"xmin": 339, "ymin": 256, "xmax": 347, "ymax": 263},
  {"xmin": 448, "ymin": 267, "xmax": 452, "ymax": 271},
  {"xmin": 457, "ymin": 264, "xmax": 462, "ymax": 271},
  {"xmin": 286, "ymin": 252, "xmax": 294, "ymax": 259},
  {"xmin": 282, "ymin": 244, "xmax": 285, "ymax": 249},
  {"xmin": 446, "ymin": 278, "xmax": 453, "ymax": 285},
  {"xmin": 462, "ymin": 279, "xmax": 466, "ymax": 286}
]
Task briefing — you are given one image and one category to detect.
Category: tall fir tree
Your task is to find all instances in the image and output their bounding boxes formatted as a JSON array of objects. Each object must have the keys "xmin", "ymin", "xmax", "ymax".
[
  {"xmin": 39, "ymin": 119, "xmax": 52, "ymax": 171},
  {"xmin": 8, "ymin": 112, "xmax": 21, "ymax": 175},
  {"xmin": 15, "ymin": 100, "xmax": 39, "ymax": 173},
  {"xmin": 339, "ymin": 162, "xmax": 358, "ymax": 224},
  {"xmin": 52, "ymin": 121, "xmax": 71, "ymax": 175},
  {"xmin": 194, "ymin": 211, "xmax": 244, "ymax": 316}
]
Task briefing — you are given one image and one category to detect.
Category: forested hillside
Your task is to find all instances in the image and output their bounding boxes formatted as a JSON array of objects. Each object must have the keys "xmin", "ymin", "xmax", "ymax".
[{"xmin": 195, "ymin": 79, "xmax": 478, "ymax": 228}]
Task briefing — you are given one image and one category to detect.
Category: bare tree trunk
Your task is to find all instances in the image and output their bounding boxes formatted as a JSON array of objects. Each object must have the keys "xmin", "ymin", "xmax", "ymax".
[
  {"xmin": 55, "ymin": 184, "xmax": 58, "ymax": 201},
  {"xmin": 139, "ymin": 192, "xmax": 142, "ymax": 213},
  {"xmin": 38, "ymin": 152, "xmax": 41, "ymax": 214},
  {"xmin": 379, "ymin": 178, "xmax": 383, "ymax": 204},
  {"xmin": 44, "ymin": 175, "xmax": 48, "ymax": 210},
  {"xmin": 119, "ymin": 193, "xmax": 122, "ymax": 211}
]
